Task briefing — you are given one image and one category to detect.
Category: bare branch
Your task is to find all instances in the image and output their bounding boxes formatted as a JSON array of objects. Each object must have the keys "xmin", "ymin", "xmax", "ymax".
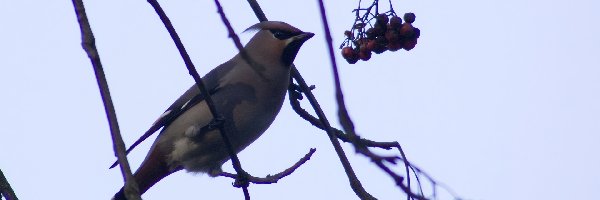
[
  {"xmin": 145, "ymin": 0, "xmax": 251, "ymax": 198},
  {"xmin": 246, "ymin": 0, "xmax": 268, "ymax": 22},
  {"xmin": 288, "ymin": 86, "xmax": 397, "ymax": 149},
  {"xmin": 71, "ymin": 0, "xmax": 141, "ymax": 199},
  {"xmin": 245, "ymin": 0, "xmax": 375, "ymax": 199},
  {"xmin": 245, "ymin": 1, "xmax": 461, "ymax": 200},
  {"xmin": 314, "ymin": 1, "xmax": 428, "ymax": 199},
  {"xmin": 213, "ymin": 0, "xmax": 266, "ymax": 81},
  {"xmin": 291, "ymin": 67, "xmax": 376, "ymax": 200},
  {"xmin": 219, "ymin": 148, "xmax": 316, "ymax": 184},
  {"xmin": 0, "ymin": 169, "xmax": 18, "ymax": 200}
]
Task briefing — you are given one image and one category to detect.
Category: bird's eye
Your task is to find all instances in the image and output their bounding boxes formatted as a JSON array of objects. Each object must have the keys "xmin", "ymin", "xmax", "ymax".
[{"xmin": 271, "ymin": 30, "xmax": 295, "ymax": 40}]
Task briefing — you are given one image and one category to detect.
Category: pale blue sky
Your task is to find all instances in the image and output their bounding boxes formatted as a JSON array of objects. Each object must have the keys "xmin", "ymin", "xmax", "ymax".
[{"xmin": 1, "ymin": 0, "xmax": 599, "ymax": 199}]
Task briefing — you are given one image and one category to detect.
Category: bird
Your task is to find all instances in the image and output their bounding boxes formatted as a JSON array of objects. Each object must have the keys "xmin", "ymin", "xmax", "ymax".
[{"xmin": 112, "ymin": 21, "xmax": 314, "ymax": 200}]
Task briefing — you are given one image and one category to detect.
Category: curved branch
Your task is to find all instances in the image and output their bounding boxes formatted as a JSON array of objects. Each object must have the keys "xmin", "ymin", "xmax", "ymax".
[{"xmin": 219, "ymin": 148, "xmax": 316, "ymax": 184}]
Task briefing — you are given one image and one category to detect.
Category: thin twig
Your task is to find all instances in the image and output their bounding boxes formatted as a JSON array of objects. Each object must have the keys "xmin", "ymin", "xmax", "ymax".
[
  {"xmin": 213, "ymin": 0, "xmax": 315, "ymax": 193},
  {"xmin": 219, "ymin": 148, "xmax": 316, "ymax": 184},
  {"xmin": 213, "ymin": 0, "xmax": 266, "ymax": 80},
  {"xmin": 145, "ymin": 0, "xmax": 250, "ymax": 199},
  {"xmin": 292, "ymin": 84, "xmax": 432, "ymax": 199},
  {"xmin": 288, "ymin": 88, "xmax": 397, "ymax": 149},
  {"xmin": 0, "ymin": 169, "xmax": 17, "ymax": 200},
  {"xmin": 244, "ymin": 1, "xmax": 460, "ymax": 200},
  {"xmin": 291, "ymin": 68, "xmax": 376, "ymax": 200},
  {"xmin": 315, "ymin": 1, "xmax": 430, "ymax": 199},
  {"xmin": 246, "ymin": 0, "xmax": 268, "ymax": 22},
  {"xmin": 71, "ymin": 1, "xmax": 141, "ymax": 199},
  {"xmin": 317, "ymin": 0, "xmax": 383, "ymax": 199},
  {"xmin": 245, "ymin": 0, "xmax": 375, "ymax": 199}
]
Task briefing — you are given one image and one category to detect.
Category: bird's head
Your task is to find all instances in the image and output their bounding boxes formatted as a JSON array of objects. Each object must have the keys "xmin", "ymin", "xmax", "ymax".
[{"xmin": 244, "ymin": 21, "xmax": 314, "ymax": 67}]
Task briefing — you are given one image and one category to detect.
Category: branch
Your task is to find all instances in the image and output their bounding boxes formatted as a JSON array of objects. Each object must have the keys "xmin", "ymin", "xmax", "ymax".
[
  {"xmin": 145, "ymin": 0, "xmax": 250, "ymax": 198},
  {"xmin": 245, "ymin": 1, "xmax": 462, "ymax": 200},
  {"xmin": 315, "ymin": 1, "xmax": 429, "ymax": 199},
  {"xmin": 214, "ymin": 0, "xmax": 317, "ymax": 192},
  {"xmin": 245, "ymin": 0, "xmax": 375, "ymax": 199},
  {"xmin": 291, "ymin": 68, "xmax": 376, "ymax": 200},
  {"xmin": 0, "ymin": 169, "xmax": 17, "ymax": 200},
  {"xmin": 247, "ymin": 0, "xmax": 268, "ymax": 22},
  {"xmin": 291, "ymin": 88, "xmax": 453, "ymax": 198},
  {"xmin": 288, "ymin": 85, "xmax": 398, "ymax": 149},
  {"xmin": 213, "ymin": 0, "xmax": 266, "ymax": 81},
  {"xmin": 219, "ymin": 148, "xmax": 316, "ymax": 184},
  {"xmin": 71, "ymin": 1, "xmax": 141, "ymax": 199}
]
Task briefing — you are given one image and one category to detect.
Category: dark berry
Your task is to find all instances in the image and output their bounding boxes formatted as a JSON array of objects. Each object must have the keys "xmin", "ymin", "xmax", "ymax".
[
  {"xmin": 385, "ymin": 29, "xmax": 400, "ymax": 43},
  {"xmin": 366, "ymin": 28, "xmax": 378, "ymax": 39},
  {"xmin": 387, "ymin": 41, "xmax": 403, "ymax": 52},
  {"xmin": 359, "ymin": 48, "xmax": 372, "ymax": 61},
  {"xmin": 413, "ymin": 27, "xmax": 420, "ymax": 39},
  {"xmin": 346, "ymin": 56, "xmax": 359, "ymax": 64},
  {"xmin": 342, "ymin": 47, "xmax": 359, "ymax": 64},
  {"xmin": 403, "ymin": 39, "xmax": 417, "ymax": 51},
  {"xmin": 376, "ymin": 14, "xmax": 389, "ymax": 25},
  {"xmin": 404, "ymin": 13, "xmax": 416, "ymax": 23},
  {"xmin": 369, "ymin": 38, "xmax": 387, "ymax": 54},
  {"xmin": 389, "ymin": 16, "xmax": 403, "ymax": 29},
  {"xmin": 399, "ymin": 23, "xmax": 414, "ymax": 38}
]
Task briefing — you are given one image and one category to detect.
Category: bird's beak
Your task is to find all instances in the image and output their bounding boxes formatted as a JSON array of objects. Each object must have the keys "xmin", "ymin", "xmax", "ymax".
[{"xmin": 295, "ymin": 32, "xmax": 314, "ymax": 42}]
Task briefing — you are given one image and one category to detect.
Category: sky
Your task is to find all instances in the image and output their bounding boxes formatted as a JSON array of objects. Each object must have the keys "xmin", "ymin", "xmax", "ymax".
[{"xmin": 1, "ymin": 0, "xmax": 599, "ymax": 200}]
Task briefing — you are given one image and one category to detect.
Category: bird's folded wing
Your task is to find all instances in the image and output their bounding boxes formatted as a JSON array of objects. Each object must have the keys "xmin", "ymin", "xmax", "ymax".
[{"xmin": 109, "ymin": 84, "xmax": 219, "ymax": 169}]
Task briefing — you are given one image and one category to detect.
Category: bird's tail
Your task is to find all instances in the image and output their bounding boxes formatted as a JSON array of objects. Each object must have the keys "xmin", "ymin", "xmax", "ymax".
[{"xmin": 112, "ymin": 148, "xmax": 181, "ymax": 200}]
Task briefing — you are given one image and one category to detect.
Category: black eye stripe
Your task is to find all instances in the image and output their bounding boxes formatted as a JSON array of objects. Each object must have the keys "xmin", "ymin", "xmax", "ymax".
[{"xmin": 270, "ymin": 30, "xmax": 301, "ymax": 40}]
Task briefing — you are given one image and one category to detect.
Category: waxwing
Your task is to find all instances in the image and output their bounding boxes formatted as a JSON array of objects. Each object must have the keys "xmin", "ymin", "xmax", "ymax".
[{"xmin": 113, "ymin": 21, "xmax": 314, "ymax": 200}]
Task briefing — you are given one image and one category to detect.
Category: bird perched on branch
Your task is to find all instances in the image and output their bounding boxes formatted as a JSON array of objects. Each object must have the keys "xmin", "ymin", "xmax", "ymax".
[{"xmin": 112, "ymin": 21, "xmax": 314, "ymax": 200}]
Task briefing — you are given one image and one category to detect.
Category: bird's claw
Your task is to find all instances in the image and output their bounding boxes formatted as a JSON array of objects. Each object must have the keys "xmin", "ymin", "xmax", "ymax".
[{"xmin": 232, "ymin": 170, "xmax": 250, "ymax": 188}]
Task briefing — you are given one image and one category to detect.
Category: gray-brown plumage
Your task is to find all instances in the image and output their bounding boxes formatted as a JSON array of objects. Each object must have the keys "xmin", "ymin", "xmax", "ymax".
[{"xmin": 113, "ymin": 21, "xmax": 313, "ymax": 200}]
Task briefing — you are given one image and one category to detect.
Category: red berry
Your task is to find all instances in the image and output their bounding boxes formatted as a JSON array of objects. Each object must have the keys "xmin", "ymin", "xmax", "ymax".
[
  {"xmin": 366, "ymin": 28, "xmax": 378, "ymax": 39},
  {"xmin": 376, "ymin": 14, "xmax": 389, "ymax": 25},
  {"xmin": 403, "ymin": 39, "xmax": 417, "ymax": 51},
  {"xmin": 360, "ymin": 41, "xmax": 371, "ymax": 52},
  {"xmin": 404, "ymin": 13, "xmax": 416, "ymax": 23},
  {"xmin": 367, "ymin": 40, "xmax": 377, "ymax": 51},
  {"xmin": 387, "ymin": 41, "xmax": 403, "ymax": 52},
  {"xmin": 399, "ymin": 23, "xmax": 415, "ymax": 38},
  {"xmin": 347, "ymin": 57, "xmax": 359, "ymax": 64},
  {"xmin": 413, "ymin": 27, "xmax": 420, "ymax": 39},
  {"xmin": 342, "ymin": 46, "xmax": 355, "ymax": 58},
  {"xmin": 375, "ymin": 20, "xmax": 387, "ymax": 33},
  {"xmin": 375, "ymin": 35, "xmax": 388, "ymax": 44},
  {"xmin": 341, "ymin": 47, "xmax": 359, "ymax": 64},
  {"xmin": 389, "ymin": 16, "xmax": 403, "ymax": 29},
  {"xmin": 359, "ymin": 42, "xmax": 372, "ymax": 61},
  {"xmin": 371, "ymin": 36, "xmax": 388, "ymax": 54},
  {"xmin": 385, "ymin": 29, "xmax": 400, "ymax": 43},
  {"xmin": 359, "ymin": 49, "xmax": 372, "ymax": 61},
  {"xmin": 368, "ymin": 40, "xmax": 387, "ymax": 54}
]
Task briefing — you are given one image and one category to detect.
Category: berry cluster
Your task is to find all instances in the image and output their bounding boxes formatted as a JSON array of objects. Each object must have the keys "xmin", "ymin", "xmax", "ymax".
[{"xmin": 341, "ymin": 12, "xmax": 420, "ymax": 64}]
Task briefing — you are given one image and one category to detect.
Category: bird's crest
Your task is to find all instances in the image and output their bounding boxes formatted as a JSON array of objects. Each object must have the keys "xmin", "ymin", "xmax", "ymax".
[{"xmin": 244, "ymin": 21, "xmax": 301, "ymax": 34}]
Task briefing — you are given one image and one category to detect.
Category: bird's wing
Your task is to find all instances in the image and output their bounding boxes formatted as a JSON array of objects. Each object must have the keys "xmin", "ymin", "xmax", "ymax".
[
  {"xmin": 109, "ymin": 83, "xmax": 220, "ymax": 169},
  {"xmin": 108, "ymin": 58, "xmax": 236, "ymax": 169}
]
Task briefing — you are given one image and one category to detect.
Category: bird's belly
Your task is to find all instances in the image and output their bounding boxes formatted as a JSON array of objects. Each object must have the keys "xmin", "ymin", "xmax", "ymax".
[{"xmin": 170, "ymin": 91, "xmax": 285, "ymax": 175}]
